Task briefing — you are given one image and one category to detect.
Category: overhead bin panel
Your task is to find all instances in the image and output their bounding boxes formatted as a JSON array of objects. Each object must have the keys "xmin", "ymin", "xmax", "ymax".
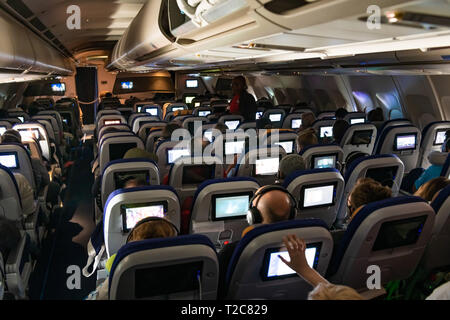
[{"xmin": 0, "ymin": 9, "xmax": 72, "ymax": 76}]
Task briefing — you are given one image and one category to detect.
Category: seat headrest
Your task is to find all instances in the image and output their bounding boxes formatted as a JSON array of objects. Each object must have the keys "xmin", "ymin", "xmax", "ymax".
[{"xmin": 427, "ymin": 151, "xmax": 448, "ymax": 166}]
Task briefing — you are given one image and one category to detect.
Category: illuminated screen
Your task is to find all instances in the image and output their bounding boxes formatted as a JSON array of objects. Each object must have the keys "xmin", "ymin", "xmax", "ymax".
[
  {"xmin": 255, "ymin": 158, "xmax": 279, "ymax": 175},
  {"xmin": 434, "ymin": 130, "xmax": 447, "ymax": 145},
  {"xmin": 121, "ymin": 202, "xmax": 166, "ymax": 232},
  {"xmin": 350, "ymin": 118, "xmax": 365, "ymax": 124},
  {"xmin": 212, "ymin": 192, "xmax": 252, "ymax": 221},
  {"xmin": 320, "ymin": 126, "xmax": 333, "ymax": 138},
  {"xmin": 185, "ymin": 96, "xmax": 196, "ymax": 104},
  {"xmin": 313, "ymin": 155, "xmax": 336, "ymax": 169},
  {"xmin": 395, "ymin": 133, "xmax": 417, "ymax": 151},
  {"xmin": 225, "ymin": 140, "xmax": 245, "ymax": 156},
  {"xmin": 204, "ymin": 130, "xmax": 213, "ymax": 143},
  {"xmin": 182, "ymin": 165, "xmax": 215, "ymax": 185},
  {"xmin": 0, "ymin": 126, "xmax": 6, "ymax": 135},
  {"xmin": 104, "ymin": 120, "xmax": 121, "ymax": 126},
  {"xmin": 18, "ymin": 117, "xmax": 24, "ymax": 123},
  {"xmin": 172, "ymin": 107, "xmax": 185, "ymax": 112},
  {"xmin": 262, "ymin": 243, "xmax": 321, "ymax": 281},
  {"xmin": 121, "ymin": 81, "xmax": 134, "ymax": 89},
  {"xmin": 275, "ymin": 141, "xmax": 294, "ymax": 154},
  {"xmin": 256, "ymin": 112, "xmax": 263, "ymax": 120},
  {"xmin": 186, "ymin": 79, "xmax": 199, "ymax": 88},
  {"xmin": 225, "ymin": 120, "xmax": 240, "ymax": 130},
  {"xmin": 144, "ymin": 107, "xmax": 158, "ymax": 116},
  {"xmin": 302, "ymin": 184, "xmax": 335, "ymax": 208},
  {"xmin": 269, "ymin": 114, "xmax": 282, "ymax": 122},
  {"xmin": 194, "ymin": 102, "xmax": 201, "ymax": 108},
  {"xmin": 167, "ymin": 148, "xmax": 190, "ymax": 164},
  {"xmin": 0, "ymin": 152, "xmax": 19, "ymax": 169},
  {"xmin": 198, "ymin": 110, "xmax": 211, "ymax": 117},
  {"xmin": 51, "ymin": 83, "xmax": 65, "ymax": 92},
  {"xmin": 291, "ymin": 119, "xmax": 302, "ymax": 129}
]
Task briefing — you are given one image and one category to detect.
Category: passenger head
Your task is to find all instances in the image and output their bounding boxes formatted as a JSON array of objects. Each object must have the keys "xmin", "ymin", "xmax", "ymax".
[
  {"xmin": 256, "ymin": 117, "xmax": 272, "ymax": 130},
  {"xmin": 347, "ymin": 178, "xmax": 392, "ymax": 220},
  {"xmin": 335, "ymin": 108, "xmax": 348, "ymax": 120},
  {"xmin": 300, "ymin": 112, "xmax": 316, "ymax": 129},
  {"xmin": 332, "ymin": 120, "xmax": 350, "ymax": 144},
  {"xmin": 0, "ymin": 129, "xmax": 22, "ymax": 144},
  {"xmin": 278, "ymin": 154, "xmax": 306, "ymax": 181},
  {"xmin": 231, "ymin": 76, "xmax": 247, "ymax": 96},
  {"xmin": 344, "ymin": 151, "xmax": 369, "ymax": 173},
  {"xmin": 161, "ymin": 122, "xmax": 181, "ymax": 140},
  {"xmin": 0, "ymin": 217, "xmax": 21, "ymax": 260},
  {"xmin": 296, "ymin": 128, "xmax": 318, "ymax": 153},
  {"xmin": 123, "ymin": 147, "xmax": 158, "ymax": 162},
  {"xmin": 214, "ymin": 123, "xmax": 228, "ymax": 134},
  {"xmin": 367, "ymin": 108, "xmax": 384, "ymax": 122},
  {"xmin": 28, "ymin": 102, "xmax": 40, "ymax": 117},
  {"xmin": 414, "ymin": 177, "xmax": 450, "ymax": 202},
  {"xmin": 127, "ymin": 218, "xmax": 177, "ymax": 243},
  {"xmin": 251, "ymin": 186, "xmax": 293, "ymax": 224},
  {"xmin": 308, "ymin": 283, "xmax": 364, "ymax": 300}
]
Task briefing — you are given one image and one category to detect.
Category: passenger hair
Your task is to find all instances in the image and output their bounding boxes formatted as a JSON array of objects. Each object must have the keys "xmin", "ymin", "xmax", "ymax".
[
  {"xmin": 414, "ymin": 177, "xmax": 450, "ymax": 202},
  {"xmin": 350, "ymin": 178, "xmax": 392, "ymax": 211},
  {"xmin": 300, "ymin": 112, "xmax": 316, "ymax": 128},
  {"xmin": 162, "ymin": 122, "xmax": 181, "ymax": 139},
  {"xmin": 234, "ymin": 76, "xmax": 247, "ymax": 90},
  {"xmin": 335, "ymin": 108, "xmax": 348, "ymax": 119},
  {"xmin": 308, "ymin": 283, "xmax": 364, "ymax": 300},
  {"xmin": 297, "ymin": 128, "xmax": 318, "ymax": 148},
  {"xmin": 367, "ymin": 108, "xmax": 384, "ymax": 122},
  {"xmin": 128, "ymin": 219, "xmax": 177, "ymax": 242}
]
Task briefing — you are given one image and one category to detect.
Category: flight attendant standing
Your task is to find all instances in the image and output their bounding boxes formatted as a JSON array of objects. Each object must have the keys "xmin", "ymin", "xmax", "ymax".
[{"xmin": 228, "ymin": 76, "xmax": 257, "ymax": 122}]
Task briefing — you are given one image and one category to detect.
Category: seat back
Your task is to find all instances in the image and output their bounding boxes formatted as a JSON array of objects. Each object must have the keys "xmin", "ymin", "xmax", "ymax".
[
  {"xmin": 0, "ymin": 143, "xmax": 36, "ymax": 192},
  {"xmin": 336, "ymin": 154, "xmax": 405, "ymax": 226},
  {"xmin": 38, "ymin": 111, "xmax": 64, "ymax": 137},
  {"xmin": 97, "ymin": 114, "xmax": 127, "ymax": 136},
  {"xmin": 182, "ymin": 117, "xmax": 209, "ymax": 136},
  {"xmin": 189, "ymin": 177, "xmax": 260, "ymax": 247},
  {"xmin": 344, "ymin": 112, "xmax": 366, "ymax": 125},
  {"xmin": 13, "ymin": 122, "xmax": 51, "ymax": 162},
  {"xmin": 225, "ymin": 219, "xmax": 332, "ymax": 300},
  {"xmin": 328, "ymin": 197, "xmax": 435, "ymax": 291},
  {"xmin": 101, "ymin": 159, "xmax": 160, "ymax": 208},
  {"xmin": 218, "ymin": 115, "xmax": 244, "ymax": 131},
  {"xmin": 108, "ymin": 234, "xmax": 218, "ymax": 300},
  {"xmin": 145, "ymin": 129, "xmax": 163, "ymax": 153},
  {"xmin": 33, "ymin": 115, "xmax": 60, "ymax": 145},
  {"xmin": 8, "ymin": 111, "xmax": 30, "ymax": 123},
  {"xmin": 299, "ymin": 144, "xmax": 344, "ymax": 170},
  {"xmin": 419, "ymin": 121, "xmax": 450, "ymax": 168},
  {"xmin": 139, "ymin": 104, "xmax": 162, "ymax": 119},
  {"xmin": 103, "ymin": 186, "xmax": 181, "ymax": 257},
  {"xmin": 423, "ymin": 185, "xmax": 450, "ymax": 271},
  {"xmin": 163, "ymin": 103, "xmax": 188, "ymax": 118},
  {"xmin": 283, "ymin": 168, "xmax": 344, "ymax": 227},
  {"xmin": 99, "ymin": 135, "xmax": 144, "ymax": 173},
  {"xmin": 98, "ymin": 124, "xmax": 131, "ymax": 141},
  {"xmin": 98, "ymin": 131, "xmax": 135, "ymax": 148},
  {"xmin": 373, "ymin": 124, "xmax": 421, "ymax": 173},
  {"xmin": 282, "ymin": 113, "xmax": 303, "ymax": 129},
  {"xmin": 340, "ymin": 123, "xmax": 377, "ymax": 161},
  {"xmin": 313, "ymin": 119, "xmax": 335, "ymax": 142},
  {"xmin": 262, "ymin": 109, "xmax": 286, "ymax": 128},
  {"xmin": 317, "ymin": 111, "xmax": 335, "ymax": 120},
  {"xmin": 155, "ymin": 140, "xmax": 191, "ymax": 180},
  {"xmin": 133, "ymin": 101, "xmax": 155, "ymax": 113},
  {"xmin": 235, "ymin": 146, "xmax": 286, "ymax": 186},
  {"xmin": 168, "ymin": 156, "xmax": 224, "ymax": 203},
  {"xmin": 193, "ymin": 107, "xmax": 213, "ymax": 117},
  {"xmin": 137, "ymin": 121, "xmax": 167, "ymax": 142},
  {"xmin": 261, "ymin": 132, "xmax": 298, "ymax": 154},
  {"xmin": 0, "ymin": 165, "xmax": 22, "ymax": 221},
  {"xmin": 131, "ymin": 115, "xmax": 160, "ymax": 134}
]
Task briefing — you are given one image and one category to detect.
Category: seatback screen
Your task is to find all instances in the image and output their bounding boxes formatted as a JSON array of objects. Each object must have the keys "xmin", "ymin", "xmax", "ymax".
[
  {"xmin": 212, "ymin": 192, "xmax": 252, "ymax": 221},
  {"xmin": 312, "ymin": 154, "xmax": 336, "ymax": 169},
  {"xmin": 167, "ymin": 148, "xmax": 190, "ymax": 164},
  {"xmin": 275, "ymin": 140, "xmax": 294, "ymax": 154},
  {"xmin": 203, "ymin": 130, "xmax": 213, "ymax": 143},
  {"xmin": 109, "ymin": 143, "xmax": 137, "ymax": 161},
  {"xmin": 18, "ymin": 129, "xmax": 41, "ymax": 141},
  {"xmin": 104, "ymin": 119, "xmax": 121, "ymax": 126},
  {"xmin": 0, "ymin": 126, "xmax": 6, "ymax": 135},
  {"xmin": 365, "ymin": 166, "xmax": 398, "ymax": 188},
  {"xmin": 372, "ymin": 215, "xmax": 427, "ymax": 251},
  {"xmin": 269, "ymin": 114, "xmax": 282, "ymax": 122},
  {"xmin": 320, "ymin": 126, "xmax": 333, "ymax": 138},
  {"xmin": 198, "ymin": 110, "xmax": 211, "ymax": 117},
  {"xmin": 225, "ymin": 140, "xmax": 245, "ymax": 156},
  {"xmin": 114, "ymin": 170, "xmax": 150, "ymax": 189},
  {"xmin": 351, "ymin": 130, "xmax": 373, "ymax": 145},
  {"xmin": 301, "ymin": 183, "xmax": 335, "ymax": 209},
  {"xmin": 186, "ymin": 79, "xmax": 199, "ymax": 88},
  {"xmin": 255, "ymin": 158, "xmax": 279, "ymax": 176},
  {"xmin": 256, "ymin": 112, "xmax": 263, "ymax": 120},
  {"xmin": 225, "ymin": 120, "xmax": 240, "ymax": 130},
  {"xmin": 144, "ymin": 107, "xmax": 158, "ymax": 116},
  {"xmin": 51, "ymin": 83, "xmax": 65, "ymax": 92},
  {"xmin": 350, "ymin": 118, "xmax": 365, "ymax": 124},
  {"xmin": 121, "ymin": 202, "xmax": 167, "ymax": 232},
  {"xmin": 182, "ymin": 165, "xmax": 215, "ymax": 185},
  {"xmin": 395, "ymin": 133, "xmax": 417, "ymax": 151},
  {"xmin": 261, "ymin": 243, "xmax": 321, "ymax": 281},
  {"xmin": 121, "ymin": 81, "xmax": 133, "ymax": 89},
  {"xmin": 291, "ymin": 119, "xmax": 302, "ymax": 129},
  {"xmin": 0, "ymin": 152, "xmax": 19, "ymax": 169},
  {"xmin": 185, "ymin": 96, "xmax": 196, "ymax": 104},
  {"xmin": 434, "ymin": 129, "xmax": 447, "ymax": 145}
]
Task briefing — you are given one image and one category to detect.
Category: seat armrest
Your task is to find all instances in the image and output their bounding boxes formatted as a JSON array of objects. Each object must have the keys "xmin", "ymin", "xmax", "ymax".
[{"xmin": 5, "ymin": 232, "xmax": 27, "ymax": 274}]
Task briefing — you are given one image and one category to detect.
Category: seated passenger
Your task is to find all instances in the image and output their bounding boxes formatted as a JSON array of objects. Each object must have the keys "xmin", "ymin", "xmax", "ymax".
[
  {"xmin": 0, "ymin": 217, "xmax": 21, "ymax": 262},
  {"xmin": 156, "ymin": 122, "xmax": 181, "ymax": 145},
  {"xmin": 414, "ymin": 140, "xmax": 450, "ymax": 192},
  {"xmin": 218, "ymin": 185, "xmax": 294, "ymax": 298},
  {"xmin": 345, "ymin": 178, "xmax": 392, "ymax": 224},
  {"xmin": 426, "ymin": 279, "xmax": 450, "ymax": 300},
  {"xmin": 296, "ymin": 128, "xmax": 318, "ymax": 154},
  {"xmin": 367, "ymin": 108, "xmax": 384, "ymax": 131},
  {"xmin": 414, "ymin": 177, "xmax": 450, "ymax": 203},
  {"xmin": 335, "ymin": 108, "xmax": 348, "ymax": 120},
  {"xmin": 86, "ymin": 217, "xmax": 177, "ymax": 300},
  {"xmin": 214, "ymin": 123, "xmax": 228, "ymax": 134},
  {"xmin": 12, "ymin": 172, "xmax": 35, "ymax": 219},
  {"xmin": 275, "ymin": 154, "xmax": 306, "ymax": 185},
  {"xmin": 332, "ymin": 120, "xmax": 350, "ymax": 145},
  {"xmin": 279, "ymin": 234, "xmax": 364, "ymax": 300},
  {"xmin": 298, "ymin": 112, "xmax": 316, "ymax": 132},
  {"xmin": 256, "ymin": 117, "xmax": 272, "ymax": 130}
]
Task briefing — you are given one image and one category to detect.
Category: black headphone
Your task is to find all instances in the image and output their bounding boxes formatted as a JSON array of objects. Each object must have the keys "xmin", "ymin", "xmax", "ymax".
[
  {"xmin": 126, "ymin": 216, "xmax": 179, "ymax": 243},
  {"xmin": 246, "ymin": 185, "xmax": 297, "ymax": 225}
]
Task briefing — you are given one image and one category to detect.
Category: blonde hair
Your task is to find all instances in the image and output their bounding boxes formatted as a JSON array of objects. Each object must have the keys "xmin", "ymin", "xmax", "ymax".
[
  {"xmin": 308, "ymin": 283, "xmax": 364, "ymax": 300},
  {"xmin": 128, "ymin": 219, "xmax": 177, "ymax": 242}
]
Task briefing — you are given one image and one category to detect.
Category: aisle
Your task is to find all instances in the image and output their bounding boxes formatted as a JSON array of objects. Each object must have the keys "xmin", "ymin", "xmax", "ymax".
[{"xmin": 29, "ymin": 143, "xmax": 97, "ymax": 300}]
